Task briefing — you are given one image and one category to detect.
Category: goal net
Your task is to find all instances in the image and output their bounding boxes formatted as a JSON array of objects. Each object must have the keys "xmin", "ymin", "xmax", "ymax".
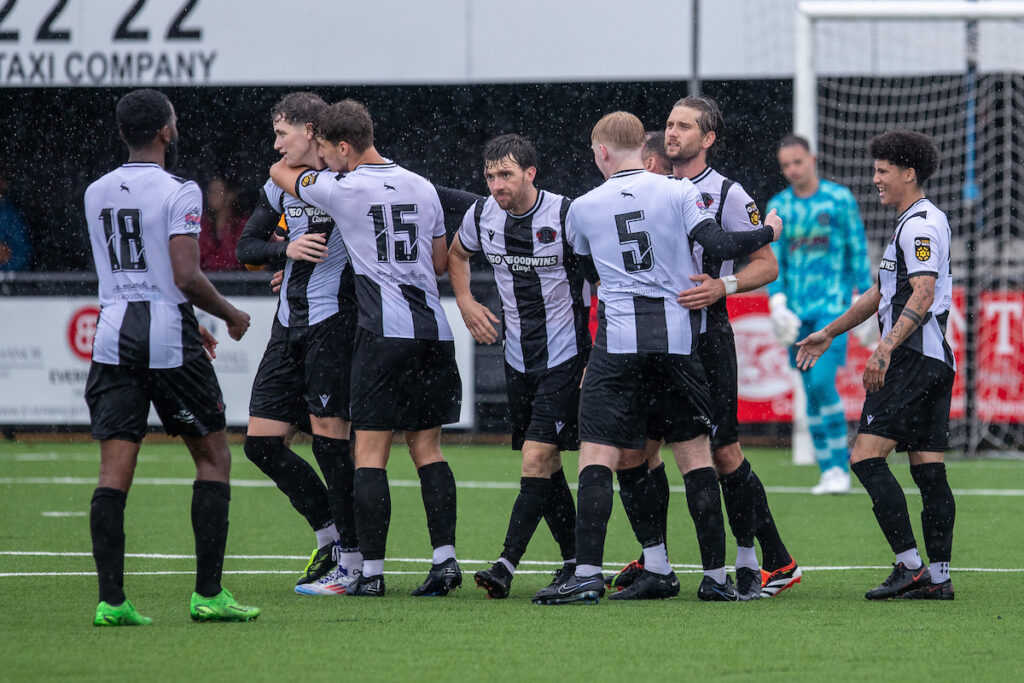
[{"xmin": 797, "ymin": 1, "xmax": 1024, "ymax": 455}]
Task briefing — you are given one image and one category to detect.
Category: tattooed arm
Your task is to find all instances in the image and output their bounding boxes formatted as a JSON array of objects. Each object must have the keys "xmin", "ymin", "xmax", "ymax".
[{"xmin": 862, "ymin": 274, "xmax": 935, "ymax": 392}]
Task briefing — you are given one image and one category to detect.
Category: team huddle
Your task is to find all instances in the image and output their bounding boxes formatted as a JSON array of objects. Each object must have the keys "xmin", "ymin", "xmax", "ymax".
[{"xmin": 81, "ymin": 88, "xmax": 957, "ymax": 625}]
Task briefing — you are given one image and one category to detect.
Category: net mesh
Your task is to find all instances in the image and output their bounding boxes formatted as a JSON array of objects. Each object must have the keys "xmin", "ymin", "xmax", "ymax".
[{"xmin": 812, "ymin": 16, "xmax": 1024, "ymax": 454}]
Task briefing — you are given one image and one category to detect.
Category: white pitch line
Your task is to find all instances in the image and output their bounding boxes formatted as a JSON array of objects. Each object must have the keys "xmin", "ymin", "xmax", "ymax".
[
  {"xmin": 2, "ymin": 475, "xmax": 1024, "ymax": 497},
  {"xmin": 0, "ymin": 552, "xmax": 1021, "ymax": 575},
  {"xmin": 40, "ymin": 511, "xmax": 87, "ymax": 517}
]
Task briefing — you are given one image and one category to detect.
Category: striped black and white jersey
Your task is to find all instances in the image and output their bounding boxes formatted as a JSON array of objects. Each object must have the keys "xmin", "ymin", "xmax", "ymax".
[
  {"xmin": 458, "ymin": 191, "xmax": 588, "ymax": 373},
  {"xmin": 262, "ymin": 177, "xmax": 351, "ymax": 328},
  {"xmin": 296, "ymin": 161, "xmax": 453, "ymax": 341},
  {"xmin": 569, "ymin": 169, "xmax": 710, "ymax": 355},
  {"xmin": 84, "ymin": 162, "xmax": 204, "ymax": 368},
  {"xmin": 877, "ymin": 198, "xmax": 954, "ymax": 369},
  {"xmin": 684, "ymin": 166, "xmax": 763, "ymax": 332}
]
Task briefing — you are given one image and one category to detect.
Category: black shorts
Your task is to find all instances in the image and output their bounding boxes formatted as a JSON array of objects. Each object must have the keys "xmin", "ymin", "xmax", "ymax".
[
  {"xmin": 579, "ymin": 347, "xmax": 712, "ymax": 450},
  {"xmin": 696, "ymin": 327, "xmax": 739, "ymax": 450},
  {"xmin": 249, "ymin": 312, "xmax": 355, "ymax": 422},
  {"xmin": 857, "ymin": 347, "xmax": 955, "ymax": 452},
  {"xmin": 506, "ymin": 353, "xmax": 586, "ymax": 452},
  {"xmin": 350, "ymin": 327, "xmax": 462, "ymax": 431},
  {"xmin": 85, "ymin": 354, "xmax": 226, "ymax": 442}
]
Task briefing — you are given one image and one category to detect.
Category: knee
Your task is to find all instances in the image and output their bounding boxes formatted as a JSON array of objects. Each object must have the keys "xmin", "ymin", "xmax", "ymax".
[
  {"xmin": 712, "ymin": 444, "xmax": 743, "ymax": 475},
  {"xmin": 243, "ymin": 435, "xmax": 280, "ymax": 466}
]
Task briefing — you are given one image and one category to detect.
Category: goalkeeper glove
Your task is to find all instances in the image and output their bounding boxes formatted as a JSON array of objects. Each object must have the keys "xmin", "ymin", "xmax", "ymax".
[{"xmin": 769, "ymin": 293, "xmax": 801, "ymax": 346}]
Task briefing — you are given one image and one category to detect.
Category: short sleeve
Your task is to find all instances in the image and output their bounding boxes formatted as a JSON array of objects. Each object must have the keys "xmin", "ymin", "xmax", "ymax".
[
  {"xmin": 899, "ymin": 219, "xmax": 942, "ymax": 276},
  {"xmin": 295, "ymin": 169, "xmax": 333, "ymax": 209},
  {"xmin": 677, "ymin": 180, "xmax": 713, "ymax": 237},
  {"xmin": 168, "ymin": 181, "xmax": 202, "ymax": 237},
  {"xmin": 568, "ymin": 205, "xmax": 590, "ymax": 256},
  {"xmin": 262, "ymin": 178, "xmax": 286, "ymax": 214},
  {"xmin": 457, "ymin": 202, "xmax": 481, "ymax": 252},
  {"xmin": 721, "ymin": 183, "xmax": 760, "ymax": 233},
  {"xmin": 428, "ymin": 186, "xmax": 446, "ymax": 239}
]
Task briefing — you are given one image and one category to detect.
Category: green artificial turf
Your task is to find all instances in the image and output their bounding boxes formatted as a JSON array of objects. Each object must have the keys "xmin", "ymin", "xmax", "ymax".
[{"xmin": 1, "ymin": 441, "xmax": 1022, "ymax": 681}]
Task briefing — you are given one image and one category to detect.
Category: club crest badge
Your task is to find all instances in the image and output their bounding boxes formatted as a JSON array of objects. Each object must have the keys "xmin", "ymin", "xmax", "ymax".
[
  {"xmin": 914, "ymin": 237, "xmax": 931, "ymax": 262},
  {"xmin": 536, "ymin": 226, "xmax": 557, "ymax": 244},
  {"xmin": 745, "ymin": 202, "xmax": 760, "ymax": 225}
]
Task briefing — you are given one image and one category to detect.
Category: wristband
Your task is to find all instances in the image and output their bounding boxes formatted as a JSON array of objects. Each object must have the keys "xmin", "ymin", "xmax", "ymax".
[{"xmin": 723, "ymin": 275, "xmax": 738, "ymax": 295}]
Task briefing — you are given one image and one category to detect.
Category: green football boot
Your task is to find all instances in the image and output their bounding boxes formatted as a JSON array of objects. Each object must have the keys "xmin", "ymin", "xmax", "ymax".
[
  {"xmin": 93, "ymin": 599, "xmax": 153, "ymax": 627},
  {"xmin": 189, "ymin": 588, "xmax": 260, "ymax": 622}
]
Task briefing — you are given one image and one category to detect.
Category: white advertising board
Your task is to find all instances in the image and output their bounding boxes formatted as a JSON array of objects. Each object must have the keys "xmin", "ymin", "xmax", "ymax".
[
  {"xmin": 0, "ymin": 295, "xmax": 475, "ymax": 430},
  {"xmin": 1, "ymin": 0, "xmax": 1003, "ymax": 87}
]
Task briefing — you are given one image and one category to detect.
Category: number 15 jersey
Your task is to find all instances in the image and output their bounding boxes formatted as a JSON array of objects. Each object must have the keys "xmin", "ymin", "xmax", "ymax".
[
  {"xmin": 296, "ymin": 160, "xmax": 453, "ymax": 341},
  {"xmin": 84, "ymin": 162, "xmax": 204, "ymax": 369}
]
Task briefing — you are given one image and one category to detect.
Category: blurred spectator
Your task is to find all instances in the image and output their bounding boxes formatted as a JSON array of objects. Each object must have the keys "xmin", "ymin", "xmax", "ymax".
[
  {"xmin": 0, "ymin": 166, "xmax": 31, "ymax": 270},
  {"xmin": 199, "ymin": 176, "xmax": 249, "ymax": 271}
]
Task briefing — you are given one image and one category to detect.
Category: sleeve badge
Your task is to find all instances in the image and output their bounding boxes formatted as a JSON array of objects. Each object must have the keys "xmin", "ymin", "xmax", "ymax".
[
  {"xmin": 914, "ymin": 237, "xmax": 931, "ymax": 262},
  {"xmin": 745, "ymin": 201, "xmax": 760, "ymax": 225},
  {"xmin": 300, "ymin": 171, "xmax": 318, "ymax": 187}
]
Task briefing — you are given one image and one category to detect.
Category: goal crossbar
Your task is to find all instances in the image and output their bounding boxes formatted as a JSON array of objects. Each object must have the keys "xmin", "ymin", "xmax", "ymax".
[{"xmin": 794, "ymin": 1, "xmax": 1024, "ymax": 149}]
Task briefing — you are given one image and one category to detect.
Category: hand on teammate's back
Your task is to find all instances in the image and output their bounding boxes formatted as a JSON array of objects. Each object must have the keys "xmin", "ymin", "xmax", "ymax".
[
  {"xmin": 226, "ymin": 309, "xmax": 251, "ymax": 341},
  {"xmin": 270, "ymin": 270, "xmax": 284, "ymax": 293},
  {"xmin": 677, "ymin": 273, "xmax": 725, "ymax": 310},
  {"xmin": 286, "ymin": 233, "xmax": 328, "ymax": 263},
  {"xmin": 764, "ymin": 208, "xmax": 783, "ymax": 241}
]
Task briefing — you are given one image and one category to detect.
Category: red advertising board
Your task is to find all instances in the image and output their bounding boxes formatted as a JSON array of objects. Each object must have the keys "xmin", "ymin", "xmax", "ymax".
[
  {"xmin": 728, "ymin": 289, "xmax": 966, "ymax": 423},
  {"xmin": 977, "ymin": 291, "xmax": 1024, "ymax": 422}
]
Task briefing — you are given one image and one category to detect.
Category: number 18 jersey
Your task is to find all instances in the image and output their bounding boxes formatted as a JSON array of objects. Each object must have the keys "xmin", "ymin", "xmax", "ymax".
[
  {"xmin": 84, "ymin": 162, "xmax": 204, "ymax": 369},
  {"xmin": 296, "ymin": 160, "xmax": 453, "ymax": 341},
  {"xmin": 569, "ymin": 169, "xmax": 712, "ymax": 355}
]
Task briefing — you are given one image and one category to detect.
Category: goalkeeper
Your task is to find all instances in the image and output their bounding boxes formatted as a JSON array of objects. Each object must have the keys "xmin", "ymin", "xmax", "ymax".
[{"xmin": 766, "ymin": 135, "xmax": 873, "ymax": 494}]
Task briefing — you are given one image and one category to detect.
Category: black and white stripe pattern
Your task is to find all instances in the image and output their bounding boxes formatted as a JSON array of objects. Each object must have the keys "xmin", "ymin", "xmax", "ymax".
[
  {"xmin": 263, "ymin": 179, "xmax": 351, "ymax": 328},
  {"xmin": 570, "ymin": 170, "xmax": 711, "ymax": 355},
  {"xmin": 85, "ymin": 163, "xmax": 205, "ymax": 368},
  {"xmin": 877, "ymin": 198, "xmax": 955, "ymax": 369},
  {"xmin": 458, "ymin": 192, "xmax": 588, "ymax": 373},
  {"xmin": 296, "ymin": 161, "xmax": 453, "ymax": 341},
  {"xmin": 683, "ymin": 166, "xmax": 761, "ymax": 332}
]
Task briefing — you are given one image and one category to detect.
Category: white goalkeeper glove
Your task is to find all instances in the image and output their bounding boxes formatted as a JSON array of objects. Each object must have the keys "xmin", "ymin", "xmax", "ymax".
[
  {"xmin": 769, "ymin": 293, "xmax": 801, "ymax": 347},
  {"xmin": 851, "ymin": 294, "xmax": 880, "ymax": 347}
]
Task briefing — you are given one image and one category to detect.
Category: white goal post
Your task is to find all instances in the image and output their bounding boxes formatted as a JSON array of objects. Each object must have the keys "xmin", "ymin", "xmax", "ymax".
[
  {"xmin": 794, "ymin": 1, "xmax": 1024, "ymax": 149},
  {"xmin": 791, "ymin": 0, "xmax": 1024, "ymax": 457}
]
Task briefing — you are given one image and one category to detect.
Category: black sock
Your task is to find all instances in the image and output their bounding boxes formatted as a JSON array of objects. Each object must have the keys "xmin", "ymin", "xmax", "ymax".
[
  {"xmin": 418, "ymin": 461, "xmax": 457, "ymax": 550},
  {"xmin": 90, "ymin": 487, "xmax": 127, "ymax": 605},
  {"xmin": 683, "ymin": 467, "xmax": 726, "ymax": 571},
  {"xmin": 311, "ymin": 435, "xmax": 357, "ymax": 548},
  {"xmin": 719, "ymin": 459, "xmax": 757, "ymax": 548},
  {"xmin": 751, "ymin": 468, "xmax": 791, "ymax": 571},
  {"xmin": 649, "ymin": 462, "xmax": 671, "ymax": 546},
  {"xmin": 543, "ymin": 468, "xmax": 577, "ymax": 561},
  {"xmin": 575, "ymin": 465, "xmax": 614, "ymax": 569},
  {"xmin": 851, "ymin": 458, "xmax": 917, "ymax": 554},
  {"xmin": 353, "ymin": 468, "xmax": 390, "ymax": 562},
  {"xmin": 616, "ymin": 464, "xmax": 663, "ymax": 548},
  {"xmin": 192, "ymin": 480, "xmax": 230, "ymax": 598},
  {"xmin": 501, "ymin": 477, "xmax": 552, "ymax": 565},
  {"xmin": 910, "ymin": 463, "xmax": 955, "ymax": 564},
  {"xmin": 244, "ymin": 435, "xmax": 332, "ymax": 531}
]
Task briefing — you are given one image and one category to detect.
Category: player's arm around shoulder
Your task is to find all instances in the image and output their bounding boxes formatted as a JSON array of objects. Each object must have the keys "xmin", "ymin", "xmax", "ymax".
[{"xmin": 270, "ymin": 160, "xmax": 327, "ymax": 207}]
